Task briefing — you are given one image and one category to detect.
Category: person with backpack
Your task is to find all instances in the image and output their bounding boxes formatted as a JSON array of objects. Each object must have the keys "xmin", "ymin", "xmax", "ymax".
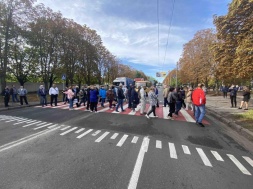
[
  {"xmin": 192, "ymin": 83, "xmax": 206, "ymax": 127},
  {"xmin": 228, "ymin": 84, "xmax": 239, "ymax": 108},
  {"xmin": 167, "ymin": 87, "xmax": 177, "ymax": 120}
]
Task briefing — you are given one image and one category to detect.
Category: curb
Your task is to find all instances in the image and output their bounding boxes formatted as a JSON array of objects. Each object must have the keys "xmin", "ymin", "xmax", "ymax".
[
  {"xmin": 206, "ymin": 107, "xmax": 253, "ymax": 141},
  {"xmin": 0, "ymin": 103, "xmax": 40, "ymax": 112}
]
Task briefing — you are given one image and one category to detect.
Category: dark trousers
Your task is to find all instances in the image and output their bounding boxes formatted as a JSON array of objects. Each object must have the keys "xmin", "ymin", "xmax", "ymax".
[
  {"xmin": 20, "ymin": 96, "xmax": 28, "ymax": 105},
  {"xmin": 147, "ymin": 105, "xmax": 156, "ymax": 116},
  {"xmin": 164, "ymin": 97, "xmax": 169, "ymax": 107},
  {"xmin": 230, "ymin": 95, "xmax": 237, "ymax": 107},
  {"xmin": 79, "ymin": 97, "xmax": 86, "ymax": 106},
  {"xmin": 182, "ymin": 99, "xmax": 186, "ymax": 108},
  {"xmin": 223, "ymin": 92, "xmax": 227, "ymax": 98},
  {"xmin": 168, "ymin": 102, "xmax": 175, "ymax": 117},
  {"xmin": 50, "ymin": 94, "xmax": 58, "ymax": 106},
  {"xmin": 4, "ymin": 96, "xmax": 10, "ymax": 107},
  {"xmin": 12, "ymin": 94, "xmax": 19, "ymax": 102},
  {"xmin": 86, "ymin": 98, "xmax": 90, "ymax": 110},
  {"xmin": 40, "ymin": 96, "xmax": 47, "ymax": 106},
  {"xmin": 90, "ymin": 102, "xmax": 97, "ymax": 111}
]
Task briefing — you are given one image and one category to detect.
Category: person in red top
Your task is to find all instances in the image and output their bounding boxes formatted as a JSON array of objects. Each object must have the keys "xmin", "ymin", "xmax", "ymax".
[{"xmin": 192, "ymin": 83, "xmax": 206, "ymax": 127}]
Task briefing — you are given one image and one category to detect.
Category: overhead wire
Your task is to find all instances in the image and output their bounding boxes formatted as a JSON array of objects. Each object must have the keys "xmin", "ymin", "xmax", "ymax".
[{"xmin": 163, "ymin": 0, "xmax": 176, "ymax": 68}]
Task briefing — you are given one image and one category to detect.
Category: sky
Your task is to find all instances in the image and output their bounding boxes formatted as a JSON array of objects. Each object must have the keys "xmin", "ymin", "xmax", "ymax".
[{"xmin": 36, "ymin": 0, "xmax": 231, "ymax": 82}]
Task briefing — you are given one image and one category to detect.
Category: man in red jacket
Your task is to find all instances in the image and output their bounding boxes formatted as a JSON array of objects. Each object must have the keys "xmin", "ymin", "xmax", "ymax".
[{"xmin": 192, "ymin": 83, "xmax": 206, "ymax": 127}]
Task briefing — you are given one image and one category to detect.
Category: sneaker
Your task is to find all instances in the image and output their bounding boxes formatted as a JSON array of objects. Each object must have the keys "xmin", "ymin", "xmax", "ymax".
[
  {"xmin": 115, "ymin": 110, "xmax": 119, "ymax": 112},
  {"xmin": 145, "ymin": 114, "xmax": 150, "ymax": 119},
  {"xmin": 167, "ymin": 116, "xmax": 174, "ymax": 120},
  {"xmin": 198, "ymin": 123, "xmax": 205, "ymax": 127},
  {"xmin": 90, "ymin": 110, "xmax": 93, "ymax": 112},
  {"xmin": 238, "ymin": 107, "xmax": 242, "ymax": 109},
  {"xmin": 121, "ymin": 110, "xmax": 125, "ymax": 112},
  {"xmin": 154, "ymin": 116, "xmax": 158, "ymax": 118}
]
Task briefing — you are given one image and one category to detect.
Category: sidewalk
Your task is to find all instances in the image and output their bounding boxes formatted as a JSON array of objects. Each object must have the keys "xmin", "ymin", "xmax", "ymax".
[{"xmin": 206, "ymin": 94, "xmax": 253, "ymax": 141}]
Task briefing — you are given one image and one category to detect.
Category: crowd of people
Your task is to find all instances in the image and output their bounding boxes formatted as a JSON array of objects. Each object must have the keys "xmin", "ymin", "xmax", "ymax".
[{"xmin": 2, "ymin": 82, "xmax": 251, "ymax": 128}]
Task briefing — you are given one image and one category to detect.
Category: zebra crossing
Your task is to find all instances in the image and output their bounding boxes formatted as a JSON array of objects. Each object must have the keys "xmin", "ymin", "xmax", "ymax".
[
  {"xmin": 34, "ymin": 102, "xmax": 210, "ymax": 124},
  {"xmin": 0, "ymin": 115, "xmax": 252, "ymax": 176}
]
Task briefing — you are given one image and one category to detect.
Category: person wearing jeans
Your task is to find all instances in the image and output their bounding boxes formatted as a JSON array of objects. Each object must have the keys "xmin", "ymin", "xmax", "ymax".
[
  {"xmin": 116, "ymin": 85, "xmax": 125, "ymax": 112},
  {"xmin": 64, "ymin": 86, "xmax": 74, "ymax": 110},
  {"xmin": 192, "ymin": 83, "xmax": 206, "ymax": 127}
]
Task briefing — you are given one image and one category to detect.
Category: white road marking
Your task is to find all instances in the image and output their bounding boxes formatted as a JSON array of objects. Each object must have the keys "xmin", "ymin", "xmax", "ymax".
[
  {"xmin": 60, "ymin": 126, "xmax": 71, "ymax": 131},
  {"xmin": 211, "ymin": 151, "xmax": 224, "ymax": 161},
  {"xmin": 182, "ymin": 145, "xmax": 191, "ymax": 155},
  {"xmin": 169, "ymin": 143, "xmax": 177, "ymax": 159},
  {"xmin": 36, "ymin": 122, "xmax": 47, "ymax": 126},
  {"xmin": 75, "ymin": 128, "xmax": 85, "ymax": 133},
  {"xmin": 129, "ymin": 105, "xmax": 141, "ymax": 115},
  {"xmin": 131, "ymin": 136, "xmax": 139, "ymax": 144},
  {"xmin": 243, "ymin": 156, "xmax": 253, "ymax": 167},
  {"xmin": 48, "ymin": 124, "xmax": 59, "ymax": 129},
  {"xmin": 92, "ymin": 130, "xmax": 101, "ymax": 136},
  {"xmin": 34, "ymin": 123, "xmax": 54, "ymax": 130},
  {"xmin": 196, "ymin": 148, "xmax": 212, "ymax": 167},
  {"xmin": 111, "ymin": 133, "xmax": 119, "ymax": 139},
  {"xmin": 116, "ymin": 134, "xmax": 128, "ymax": 147},
  {"xmin": 180, "ymin": 108, "xmax": 195, "ymax": 122},
  {"xmin": 98, "ymin": 107, "xmax": 110, "ymax": 112},
  {"xmin": 22, "ymin": 121, "xmax": 42, "ymax": 128},
  {"xmin": 128, "ymin": 137, "xmax": 150, "ymax": 189},
  {"xmin": 60, "ymin": 127, "xmax": 78, "ymax": 135},
  {"xmin": 13, "ymin": 120, "xmax": 34, "ymax": 125},
  {"xmin": 0, "ymin": 127, "xmax": 60, "ymax": 153},
  {"xmin": 95, "ymin": 132, "xmax": 110, "ymax": 142},
  {"xmin": 156, "ymin": 140, "xmax": 162, "ymax": 149},
  {"xmin": 227, "ymin": 154, "xmax": 251, "ymax": 175},
  {"xmin": 163, "ymin": 107, "xmax": 169, "ymax": 119},
  {"xmin": 76, "ymin": 129, "xmax": 93, "ymax": 139}
]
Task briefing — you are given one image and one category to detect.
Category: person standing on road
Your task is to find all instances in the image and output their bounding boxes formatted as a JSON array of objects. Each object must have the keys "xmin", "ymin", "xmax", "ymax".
[
  {"xmin": 174, "ymin": 87, "xmax": 183, "ymax": 117},
  {"xmin": 146, "ymin": 86, "xmax": 158, "ymax": 119},
  {"xmin": 2, "ymin": 86, "xmax": 10, "ymax": 107},
  {"xmin": 192, "ymin": 83, "xmax": 206, "ymax": 127},
  {"xmin": 99, "ymin": 85, "xmax": 107, "ymax": 107},
  {"xmin": 128, "ymin": 84, "xmax": 133, "ymax": 109},
  {"xmin": 49, "ymin": 84, "xmax": 59, "ymax": 106},
  {"xmin": 228, "ymin": 84, "xmax": 238, "ymax": 108},
  {"xmin": 106, "ymin": 86, "xmax": 115, "ymax": 110},
  {"xmin": 131, "ymin": 85, "xmax": 139, "ymax": 112},
  {"xmin": 222, "ymin": 85, "xmax": 228, "ymax": 98},
  {"xmin": 116, "ymin": 84, "xmax": 125, "ymax": 112},
  {"xmin": 162, "ymin": 85, "xmax": 169, "ymax": 107},
  {"xmin": 167, "ymin": 87, "xmax": 176, "ymax": 120},
  {"xmin": 140, "ymin": 86, "xmax": 147, "ymax": 115},
  {"xmin": 89, "ymin": 85, "xmax": 99, "ymax": 113},
  {"xmin": 38, "ymin": 85, "xmax": 47, "ymax": 107},
  {"xmin": 18, "ymin": 86, "xmax": 28, "ymax": 105},
  {"xmin": 238, "ymin": 87, "xmax": 251, "ymax": 110},
  {"xmin": 10, "ymin": 85, "xmax": 19, "ymax": 103},
  {"xmin": 154, "ymin": 85, "xmax": 159, "ymax": 107},
  {"xmin": 64, "ymin": 86, "xmax": 74, "ymax": 110},
  {"xmin": 185, "ymin": 87, "xmax": 194, "ymax": 111}
]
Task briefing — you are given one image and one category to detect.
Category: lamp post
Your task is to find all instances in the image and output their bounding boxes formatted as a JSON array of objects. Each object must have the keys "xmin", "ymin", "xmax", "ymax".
[{"xmin": 176, "ymin": 62, "xmax": 178, "ymax": 87}]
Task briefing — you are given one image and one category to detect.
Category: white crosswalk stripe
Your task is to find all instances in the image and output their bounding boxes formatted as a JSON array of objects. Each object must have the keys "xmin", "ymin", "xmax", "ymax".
[
  {"xmin": 211, "ymin": 151, "xmax": 224, "ymax": 161},
  {"xmin": 22, "ymin": 121, "xmax": 42, "ymax": 127},
  {"xmin": 34, "ymin": 123, "xmax": 55, "ymax": 130},
  {"xmin": 180, "ymin": 108, "xmax": 196, "ymax": 122},
  {"xmin": 60, "ymin": 127, "xmax": 78, "ymax": 135},
  {"xmin": 169, "ymin": 143, "xmax": 177, "ymax": 159},
  {"xmin": 156, "ymin": 140, "xmax": 162, "ymax": 149},
  {"xmin": 92, "ymin": 130, "xmax": 101, "ymax": 136},
  {"xmin": 75, "ymin": 128, "xmax": 85, "ymax": 133},
  {"xmin": 163, "ymin": 107, "xmax": 169, "ymax": 119},
  {"xmin": 116, "ymin": 134, "xmax": 128, "ymax": 147},
  {"xmin": 182, "ymin": 145, "xmax": 191, "ymax": 155},
  {"xmin": 60, "ymin": 126, "xmax": 71, "ymax": 131},
  {"xmin": 228, "ymin": 154, "xmax": 251, "ymax": 175},
  {"xmin": 76, "ymin": 129, "xmax": 93, "ymax": 139},
  {"xmin": 36, "ymin": 122, "xmax": 47, "ymax": 126},
  {"xmin": 243, "ymin": 156, "xmax": 253, "ymax": 167},
  {"xmin": 95, "ymin": 132, "xmax": 110, "ymax": 143},
  {"xmin": 131, "ymin": 136, "xmax": 139, "ymax": 144},
  {"xmin": 196, "ymin": 148, "xmax": 212, "ymax": 167},
  {"xmin": 111, "ymin": 133, "xmax": 119, "ymax": 139}
]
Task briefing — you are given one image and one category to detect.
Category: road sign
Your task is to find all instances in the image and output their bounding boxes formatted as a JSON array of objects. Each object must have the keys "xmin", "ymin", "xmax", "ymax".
[{"xmin": 62, "ymin": 74, "xmax": 66, "ymax": 80}]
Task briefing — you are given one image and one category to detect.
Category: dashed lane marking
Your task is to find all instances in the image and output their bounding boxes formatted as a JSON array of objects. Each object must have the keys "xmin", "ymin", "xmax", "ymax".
[
  {"xmin": 75, "ymin": 128, "xmax": 85, "ymax": 133},
  {"xmin": 169, "ymin": 142, "xmax": 177, "ymax": 159},
  {"xmin": 156, "ymin": 140, "xmax": 162, "ymax": 149},
  {"xmin": 95, "ymin": 131, "xmax": 110, "ymax": 143},
  {"xmin": 243, "ymin": 156, "xmax": 253, "ymax": 167},
  {"xmin": 131, "ymin": 136, "xmax": 139, "ymax": 144},
  {"xmin": 76, "ymin": 129, "xmax": 93, "ymax": 139},
  {"xmin": 111, "ymin": 133, "xmax": 119, "ymax": 139},
  {"xmin": 60, "ymin": 127, "xmax": 78, "ymax": 136},
  {"xmin": 116, "ymin": 134, "xmax": 128, "ymax": 147},
  {"xmin": 182, "ymin": 145, "xmax": 191, "ymax": 155},
  {"xmin": 228, "ymin": 154, "xmax": 251, "ymax": 175},
  {"xmin": 211, "ymin": 151, "xmax": 224, "ymax": 161},
  {"xmin": 196, "ymin": 148, "xmax": 212, "ymax": 167}
]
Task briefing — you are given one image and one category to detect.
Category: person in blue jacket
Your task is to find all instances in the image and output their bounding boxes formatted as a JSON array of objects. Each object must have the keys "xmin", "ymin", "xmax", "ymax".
[
  {"xmin": 89, "ymin": 85, "xmax": 99, "ymax": 112},
  {"xmin": 99, "ymin": 85, "xmax": 107, "ymax": 107}
]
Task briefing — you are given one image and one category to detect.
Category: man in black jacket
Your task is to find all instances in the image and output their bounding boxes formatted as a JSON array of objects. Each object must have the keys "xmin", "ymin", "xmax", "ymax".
[
  {"xmin": 2, "ymin": 86, "xmax": 10, "ymax": 107},
  {"xmin": 116, "ymin": 84, "xmax": 125, "ymax": 112},
  {"xmin": 128, "ymin": 84, "xmax": 132, "ymax": 109}
]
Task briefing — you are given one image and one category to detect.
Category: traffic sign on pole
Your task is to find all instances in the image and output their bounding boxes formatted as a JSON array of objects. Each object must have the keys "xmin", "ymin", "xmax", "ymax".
[{"xmin": 62, "ymin": 74, "xmax": 66, "ymax": 80}]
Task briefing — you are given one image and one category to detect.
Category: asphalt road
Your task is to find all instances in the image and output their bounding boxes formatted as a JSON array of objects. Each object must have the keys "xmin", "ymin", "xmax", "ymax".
[{"xmin": 0, "ymin": 91, "xmax": 253, "ymax": 189}]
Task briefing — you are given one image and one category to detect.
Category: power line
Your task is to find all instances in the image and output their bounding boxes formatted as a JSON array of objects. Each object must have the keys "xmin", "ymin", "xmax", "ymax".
[
  {"xmin": 157, "ymin": 0, "xmax": 160, "ymax": 69},
  {"xmin": 163, "ymin": 0, "xmax": 176, "ymax": 67}
]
